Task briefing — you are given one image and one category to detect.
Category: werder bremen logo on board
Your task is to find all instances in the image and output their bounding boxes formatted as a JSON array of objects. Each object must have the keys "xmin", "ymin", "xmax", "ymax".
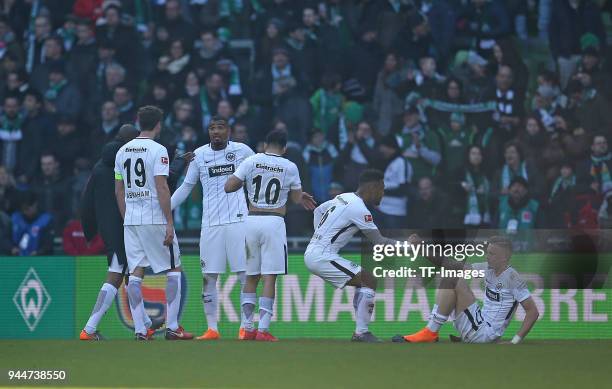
[{"xmin": 13, "ymin": 268, "xmax": 51, "ymax": 331}]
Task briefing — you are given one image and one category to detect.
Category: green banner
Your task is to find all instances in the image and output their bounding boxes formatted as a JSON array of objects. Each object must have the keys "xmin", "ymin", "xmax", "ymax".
[
  {"xmin": 0, "ymin": 257, "xmax": 75, "ymax": 339},
  {"xmin": 1, "ymin": 255, "xmax": 610, "ymax": 339},
  {"xmin": 74, "ymin": 255, "xmax": 612, "ymax": 340}
]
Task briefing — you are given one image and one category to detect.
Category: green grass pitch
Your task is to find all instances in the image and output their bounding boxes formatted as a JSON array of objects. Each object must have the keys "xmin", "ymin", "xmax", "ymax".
[{"xmin": 1, "ymin": 340, "xmax": 611, "ymax": 388}]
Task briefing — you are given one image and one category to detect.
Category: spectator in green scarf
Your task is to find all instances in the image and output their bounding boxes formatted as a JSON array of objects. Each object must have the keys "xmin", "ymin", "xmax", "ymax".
[
  {"xmin": 310, "ymin": 72, "xmax": 344, "ymax": 136},
  {"xmin": 396, "ymin": 106, "xmax": 441, "ymax": 182}
]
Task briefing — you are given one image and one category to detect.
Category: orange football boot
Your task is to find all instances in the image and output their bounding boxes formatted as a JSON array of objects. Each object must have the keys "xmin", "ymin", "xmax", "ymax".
[
  {"xmin": 403, "ymin": 327, "xmax": 439, "ymax": 343},
  {"xmin": 239, "ymin": 328, "xmax": 257, "ymax": 340},
  {"xmin": 196, "ymin": 328, "xmax": 220, "ymax": 340},
  {"xmin": 79, "ymin": 329, "xmax": 103, "ymax": 340},
  {"xmin": 255, "ymin": 331, "xmax": 278, "ymax": 342}
]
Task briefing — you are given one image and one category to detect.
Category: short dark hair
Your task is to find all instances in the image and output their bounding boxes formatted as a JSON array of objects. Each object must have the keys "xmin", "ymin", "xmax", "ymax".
[
  {"xmin": 208, "ymin": 115, "xmax": 229, "ymax": 129},
  {"xmin": 137, "ymin": 105, "xmax": 163, "ymax": 132},
  {"xmin": 359, "ymin": 169, "xmax": 384, "ymax": 186},
  {"xmin": 489, "ymin": 236, "xmax": 513, "ymax": 254},
  {"xmin": 20, "ymin": 191, "xmax": 38, "ymax": 208},
  {"xmin": 265, "ymin": 128, "xmax": 288, "ymax": 148}
]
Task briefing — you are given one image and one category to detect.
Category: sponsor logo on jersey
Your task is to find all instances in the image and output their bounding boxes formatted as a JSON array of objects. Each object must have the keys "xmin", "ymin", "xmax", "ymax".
[
  {"xmin": 486, "ymin": 287, "xmax": 500, "ymax": 302},
  {"xmin": 13, "ymin": 268, "xmax": 51, "ymax": 331},
  {"xmin": 226, "ymin": 152, "xmax": 236, "ymax": 162},
  {"xmin": 161, "ymin": 157, "xmax": 168, "ymax": 165},
  {"xmin": 116, "ymin": 268, "xmax": 187, "ymax": 333},
  {"xmin": 125, "ymin": 147, "xmax": 147, "ymax": 153},
  {"xmin": 209, "ymin": 164, "xmax": 235, "ymax": 177},
  {"xmin": 255, "ymin": 163, "xmax": 284, "ymax": 173},
  {"xmin": 364, "ymin": 214, "xmax": 373, "ymax": 222}
]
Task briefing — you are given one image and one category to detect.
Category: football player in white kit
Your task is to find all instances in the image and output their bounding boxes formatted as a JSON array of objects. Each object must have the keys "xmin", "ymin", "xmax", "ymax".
[
  {"xmin": 171, "ymin": 116, "xmax": 254, "ymax": 340},
  {"xmin": 305, "ymin": 169, "xmax": 401, "ymax": 342},
  {"xmin": 114, "ymin": 106, "xmax": 193, "ymax": 340},
  {"xmin": 225, "ymin": 129, "xmax": 317, "ymax": 341},
  {"xmin": 394, "ymin": 235, "xmax": 539, "ymax": 344}
]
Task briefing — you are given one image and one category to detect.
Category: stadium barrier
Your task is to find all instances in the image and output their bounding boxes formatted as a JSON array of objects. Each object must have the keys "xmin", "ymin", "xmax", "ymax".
[{"xmin": 2, "ymin": 255, "xmax": 611, "ymax": 339}]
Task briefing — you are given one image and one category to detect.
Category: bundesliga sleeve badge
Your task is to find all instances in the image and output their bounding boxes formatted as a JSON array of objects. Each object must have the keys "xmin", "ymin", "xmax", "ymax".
[{"xmin": 161, "ymin": 157, "xmax": 169, "ymax": 165}]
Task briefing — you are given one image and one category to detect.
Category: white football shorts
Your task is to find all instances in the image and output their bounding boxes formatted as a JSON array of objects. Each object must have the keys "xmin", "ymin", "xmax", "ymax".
[
  {"xmin": 124, "ymin": 225, "xmax": 181, "ymax": 274},
  {"xmin": 245, "ymin": 215, "xmax": 288, "ymax": 275}
]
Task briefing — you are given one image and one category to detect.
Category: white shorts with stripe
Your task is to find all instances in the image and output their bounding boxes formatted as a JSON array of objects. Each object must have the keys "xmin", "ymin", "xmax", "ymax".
[
  {"xmin": 199, "ymin": 223, "xmax": 246, "ymax": 274},
  {"xmin": 108, "ymin": 253, "xmax": 127, "ymax": 274},
  {"xmin": 304, "ymin": 248, "xmax": 361, "ymax": 289},
  {"xmin": 124, "ymin": 225, "xmax": 181, "ymax": 274},
  {"xmin": 245, "ymin": 214, "xmax": 288, "ymax": 275},
  {"xmin": 453, "ymin": 302, "xmax": 500, "ymax": 343}
]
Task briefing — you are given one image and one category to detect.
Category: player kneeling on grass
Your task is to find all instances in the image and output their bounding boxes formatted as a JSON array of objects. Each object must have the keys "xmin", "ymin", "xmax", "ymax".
[
  {"xmin": 305, "ymin": 169, "xmax": 401, "ymax": 342},
  {"xmin": 115, "ymin": 106, "xmax": 193, "ymax": 340},
  {"xmin": 393, "ymin": 235, "xmax": 539, "ymax": 344},
  {"xmin": 225, "ymin": 129, "xmax": 317, "ymax": 341}
]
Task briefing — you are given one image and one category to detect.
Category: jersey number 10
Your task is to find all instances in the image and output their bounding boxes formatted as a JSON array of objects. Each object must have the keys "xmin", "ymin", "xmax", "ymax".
[
  {"xmin": 123, "ymin": 158, "xmax": 146, "ymax": 189},
  {"xmin": 252, "ymin": 175, "xmax": 281, "ymax": 205}
]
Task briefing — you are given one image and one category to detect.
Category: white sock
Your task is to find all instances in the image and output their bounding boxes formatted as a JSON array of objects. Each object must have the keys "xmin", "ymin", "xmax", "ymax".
[
  {"xmin": 84, "ymin": 283, "xmax": 117, "ymax": 334},
  {"xmin": 202, "ymin": 274, "xmax": 218, "ymax": 331},
  {"xmin": 236, "ymin": 272, "xmax": 246, "ymax": 327},
  {"xmin": 355, "ymin": 287, "xmax": 375, "ymax": 335},
  {"xmin": 241, "ymin": 292, "xmax": 257, "ymax": 330},
  {"xmin": 127, "ymin": 276, "xmax": 146, "ymax": 335},
  {"xmin": 258, "ymin": 297, "xmax": 274, "ymax": 332},
  {"xmin": 353, "ymin": 287, "xmax": 361, "ymax": 312},
  {"xmin": 426, "ymin": 304, "xmax": 448, "ymax": 332},
  {"xmin": 166, "ymin": 272, "xmax": 182, "ymax": 331}
]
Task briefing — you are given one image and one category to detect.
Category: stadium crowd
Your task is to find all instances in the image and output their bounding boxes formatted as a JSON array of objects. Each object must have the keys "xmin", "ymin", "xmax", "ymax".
[{"xmin": 0, "ymin": 0, "xmax": 611, "ymax": 255}]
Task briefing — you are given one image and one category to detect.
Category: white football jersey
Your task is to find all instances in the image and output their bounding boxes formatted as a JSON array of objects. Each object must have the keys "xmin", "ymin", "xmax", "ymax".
[
  {"xmin": 114, "ymin": 137, "xmax": 169, "ymax": 226},
  {"xmin": 183, "ymin": 141, "xmax": 254, "ymax": 227},
  {"xmin": 233, "ymin": 152, "xmax": 301, "ymax": 210},
  {"xmin": 307, "ymin": 192, "xmax": 377, "ymax": 254},
  {"xmin": 472, "ymin": 262, "xmax": 531, "ymax": 337}
]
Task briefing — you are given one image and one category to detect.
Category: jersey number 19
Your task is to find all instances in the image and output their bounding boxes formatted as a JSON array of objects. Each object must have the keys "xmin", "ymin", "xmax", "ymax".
[{"xmin": 123, "ymin": 158, "xmax": 146, "ymax": 189}]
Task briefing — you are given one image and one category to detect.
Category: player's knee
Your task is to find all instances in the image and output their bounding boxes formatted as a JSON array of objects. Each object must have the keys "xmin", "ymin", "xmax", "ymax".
[
  {"xmin": 106, "ymin": 272, "xmax": 123, "ymax": 288},
  {"xmin": 203, "ymin": 273, "xmax": 218, "ymax": 294},
  {"xmin": 356, "ymin": 271, "xmax": 377, "ymax": 290}
]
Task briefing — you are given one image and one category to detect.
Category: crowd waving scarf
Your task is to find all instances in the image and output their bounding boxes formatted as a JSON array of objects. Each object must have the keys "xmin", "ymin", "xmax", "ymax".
[
  {"xmin": 501, "ymin": 161, "xmax": 528, "ymax": 190},
  {"xmin": 549, "ymin": 174, "xmax": 576, "ymax": 201},
  {"xmin": 465, "ymin": 170, "xmax": 490, "ymax": 225},
  {"xmin": 590, "ymin": 153, "xmax": 612, "ymax": 189}
]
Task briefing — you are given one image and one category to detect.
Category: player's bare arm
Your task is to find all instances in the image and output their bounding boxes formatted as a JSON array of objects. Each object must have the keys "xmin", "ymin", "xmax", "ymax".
[
  {"xmin": 362, "ymin": 228, "xmax": 399, "ymax": 246},
  {"xmin": 501, "ymin": 297, "xmax": 539, "ymax": 344},
  {"xmin": 289, "ymin": 188, "xmax": 317, "ymax": 210},
  {"xmin": 155, "ymin": 175, "xmax": 174, "ymax": 246},
  {"xmin": 224, "ymin": 175, "xmax": 243, "ymax": 193},
  {"xmin": 115, "ymin": 179, "xmax": 126, "ymax": 219}
]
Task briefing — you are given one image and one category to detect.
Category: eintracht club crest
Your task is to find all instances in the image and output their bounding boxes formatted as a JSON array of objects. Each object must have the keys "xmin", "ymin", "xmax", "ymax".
[{"xmin": 13, "ymin": 268, "xmax": 52, "ymax": 331}]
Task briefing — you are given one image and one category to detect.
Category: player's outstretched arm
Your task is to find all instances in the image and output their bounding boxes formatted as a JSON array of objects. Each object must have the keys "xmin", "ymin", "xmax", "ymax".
[
  {"xmin": 224, "ymin": 175, "xmax": 243, "ymax": 193},
  {"xmin": 114, "ymin": 180, "xmax": 126, "ymax": 219},
  {"xmin": 289, "ymin": 189, "xmax": 317, "ymax": 210},
  {"xmin": 362, "ymin": 228, "xmax": 399, "ymax": 246},
  {"xmin": 155, "ymin": 175, "xmax": 174, "ymax": 246},
  {"xmin": 170, "ymin": 158, "xmax": 198, "ymax": 210},
  {"xmin": 504, "ymin": 297, "xmax": 539, "ymax": 344}
]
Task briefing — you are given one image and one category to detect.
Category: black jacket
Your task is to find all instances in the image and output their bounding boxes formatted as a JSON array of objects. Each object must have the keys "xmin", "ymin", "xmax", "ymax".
[
  {"xmin": 81, "ymin": 141, "xmax": 126, "ymax": 265},
  {"xmin": 81, "ymin": 141, "xmax": 190, "ymax": 265}
]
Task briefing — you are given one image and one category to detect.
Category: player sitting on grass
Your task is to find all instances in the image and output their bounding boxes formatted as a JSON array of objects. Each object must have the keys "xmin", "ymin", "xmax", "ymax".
[
  {"xmin": 225, "ymin": 129, "xmax": 316, "ymax": 341},
  {"xmin": 305, "ymin": 169, "xmax": 401, "ymax": 342},
  {"xmin": 393, "ymin": 235, "xmax": 539, "ymax": 344}
]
